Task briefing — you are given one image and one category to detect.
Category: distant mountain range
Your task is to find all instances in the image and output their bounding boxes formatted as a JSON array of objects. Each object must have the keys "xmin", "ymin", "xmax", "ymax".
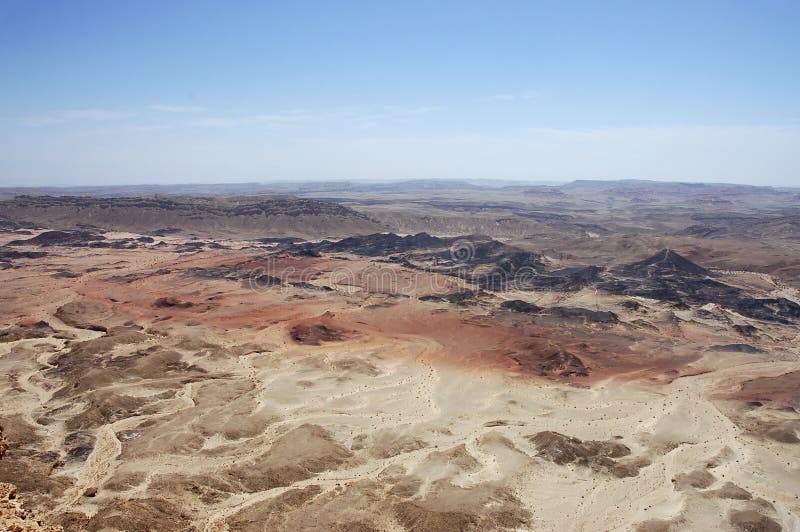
[{"xmin": 1, "ymin": 178, "xmax": 795, "ymax": 199}]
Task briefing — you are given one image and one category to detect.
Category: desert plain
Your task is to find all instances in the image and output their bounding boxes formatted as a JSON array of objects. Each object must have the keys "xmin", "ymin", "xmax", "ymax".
[{"xmin": 0, "ymin": 180, "xmax": 798, "ymax": 531}]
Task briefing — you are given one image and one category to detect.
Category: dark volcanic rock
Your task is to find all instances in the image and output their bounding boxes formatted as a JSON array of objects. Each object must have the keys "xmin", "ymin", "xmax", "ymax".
[
  {"xmin": 306, "ymin": 235, "xmax": 800, "ymax": 325},
  {"xmin": 64, "ymin": 431, "xmax": 96, "ymax": 461},
  {"xmin": 443, "ymin": 291, "xmax": 478, "ymax": 304},
  {"xmin": 733, "ymin": 297, "xmax": 800, "ymax": 324},
  {"xmin": 538, "ymin": 347, "xmax": 589, "ymax": 377},
  {"xmin": 0, "ymin": 249, "xmax": 48, "ymax": 260},
  {"xmin": 623, "ymin": 249, "xmax": 710, "ymax": 277},
  {"xmin": 89, "ymin": 238, "xmax": 143, "ymax": 249},
  {"xmin": 52, "ymin": 271, "xmax": 81, "ymax": 279},
  {"xmin": 500, "ymin": 300, "xmax": 542, "ymax": 313},
  {"xmin": 153, "ymin": 297, "xmax": 194, "ymax": 309},
  {"xmin": 175, "ymin": 241, "xmax": 207, "ymax": 253},
  {"xmin": 550, "ymin": 307, "xmax": 619, "ymax": 323},
  {"xmin": 7, "ymin": 230, "xmax": 105, "ymax": 247},
  {"xmin": 294, "ymin": 232, "xmax": 448, "ymax": 256},
  {"xmin": 0, "ymin": 218, "xmax": 37, "ymax": 232},
  {"xmin": 419, "ymin": 291, "xmax": 478, "ymax": 305},
  {"xmin": 0, "ymin": 321, "xmax": 56, "ymax": 342},
  {"xmin": 109, "ymin": 268, "xmax": 171, "ymax": 283},
  {"xmin": 621, "ymin": 300, "xmax": 642, "ymax": 311},
  {"xmin": 733, "ymin": 324, "xmax": 759, "ymax": 337},
  {"xmin": 601, "ymin": 250, "xmax": 724, "ymax": 304},
  {"xmin": 187, "ymin": 265, "xmax": 249, "ymax": 281},
  {"xmin": 466, "ymin": 250, "xmax": 547, "ymax": 291},
  {"xmin": 188, "ymin": 265, "xmax": 283, "ymax": 289},
  {"xmin": 707, "ymin": 344, "xmax": 765, "ymax": 354},
  {"xmin": 255, "ymin": 236, "xmax": 305, "ymax": 244},
  {"xmin": 512, "ymin": 343, "xmax": 589, "ymax": 377},
  {"xmin": 291, "ymin": 231, "xmax": 554, "ymax": 295},
  {"xmin": 596, "ymin": 251, "xmax": 800, "ymax": 323},
  {"xmin": 148, "ymin": 227, "xmax": 182, "ymax": 236},
  {"xmin": 547, "ymin": 265, "xmax": 604, "ymax": 290},
  {"xmin": 290, "ymin": 324, "xmax": 345, "ymax": 345},
  {"xmin": 289, "ymin": 281, "xmax": 333, "ymax": 291},
  {"xmin": 599, "ymin": 275, "xmax": 739, "ymax": 306},
  {"xmin": 250, "ymin": 274, "xmax": 283, "ymax": 287},
  {"xmin": 294, "ymin": 232, "xmax": 548, "ymax": 292}
]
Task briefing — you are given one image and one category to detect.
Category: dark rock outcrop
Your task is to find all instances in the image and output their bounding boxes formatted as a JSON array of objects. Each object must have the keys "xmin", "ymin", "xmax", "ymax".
[
  {"xmin": 550, "ymin": 307, "xmax": 618, "ymax": 323},
  {"xmin": 7, "ymin": 230, "xmax": 104, "ymax": 247},
  {"xmin": 500, "ymin": 300, "xmax": 541, "ymax": 313},
  {"xmin": 0, "ymin": 249, "xmax": 48, "ymax": 260},
  {"xmin": 153, "ymin": 297, "xmax": 193, "ymax": 309},
  {"xmin": 707, "ymin": 344, "xmax": 765, "ymax": 354},
  {"xmin": 732, "ymin": 297, "xmax": 800, "ymax": 324},
  {"xmin": 293, "ymin": 233, "xmax": 547, "ymax": 292},
  {"xmin": 0, "ymin": 321, "xmax": 55, "ymax": 343},
  {"xmin": 294, "ymin": 232, "xmax": 448, "ymax": 257},
  {"xmin": 733, "ymin": 324, "xmax": 759, "ymax": 337},
  {"xmin": 290, "ymin": 324, "xmax": 345, "ymax": 345},
  {"xmin": 622, "ymin": 249, "xmax": 710, "ymax": 277},
  {"xmin": 187, "ymin": 265, "xmax": 247, "ymax": 280},
  {"xmin": 598, "ymin": 251, "xmax": 800, "ymax": 324},
  {"xmin": 528, "ymin": 431, "xmax": 644, "ymax": 478},
  {"xmin": 512, "ymin": 343, "xmax": 589, "ymax": 377},
  {"xmin": 419, "ymin": 291, "xmax": 478, "ymax": 305}
]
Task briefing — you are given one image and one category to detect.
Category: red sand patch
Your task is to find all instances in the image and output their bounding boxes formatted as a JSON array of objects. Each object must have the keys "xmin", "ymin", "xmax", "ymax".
[
  {"xmin": 726, "ymin": 371, "xmax": 800, "ymax": 409},
  {"xmin": 5, "ymin": 246, "xmax": 701, "ymax": 385}
]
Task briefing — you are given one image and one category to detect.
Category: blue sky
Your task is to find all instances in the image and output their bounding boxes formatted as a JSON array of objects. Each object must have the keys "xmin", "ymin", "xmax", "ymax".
[{"xmin": 0, "ymin": 0, "xmax": 798, "ymax": 186}]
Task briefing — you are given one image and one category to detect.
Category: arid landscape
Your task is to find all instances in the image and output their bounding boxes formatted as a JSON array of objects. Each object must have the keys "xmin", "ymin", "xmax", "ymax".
[{"xmin": 0, "ymin": 180, "xmax": 798, "ymax": 531}]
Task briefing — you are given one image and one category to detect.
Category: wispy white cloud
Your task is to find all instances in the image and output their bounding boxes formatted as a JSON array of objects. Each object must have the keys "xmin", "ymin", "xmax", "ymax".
[
  {"xmin": 148, "ymin": 104, "xmax": 206, "ymax": 113},
  {"xmin": 23, "ymin": 108, "xmax": 134, "ymax": 126}
]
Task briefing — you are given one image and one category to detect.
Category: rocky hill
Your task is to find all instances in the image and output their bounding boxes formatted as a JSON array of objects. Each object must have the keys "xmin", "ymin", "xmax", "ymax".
[{"xmin": 0, "ymin": 195, "xmax": 385, "ymax": 239}]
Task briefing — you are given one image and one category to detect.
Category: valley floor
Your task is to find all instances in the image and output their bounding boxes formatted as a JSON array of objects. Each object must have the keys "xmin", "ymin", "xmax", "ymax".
[{"xmin": 0, "ymin": 231, "xmax": 798, "ymax": 531}]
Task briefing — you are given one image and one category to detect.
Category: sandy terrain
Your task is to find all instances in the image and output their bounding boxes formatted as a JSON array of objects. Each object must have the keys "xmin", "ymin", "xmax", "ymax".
[{"xmin": 0, "ymin": 227, "xmax": 798, "ymax": 531}]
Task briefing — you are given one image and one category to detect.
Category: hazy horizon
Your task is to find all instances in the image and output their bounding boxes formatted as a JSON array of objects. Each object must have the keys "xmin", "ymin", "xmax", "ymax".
[
  {"xmin": 1, "ymin": 1, "xmax": 798, "ymax": 187},
  {"xmin": 1, "ymin": 176, "xmax": 799, "ymax": 191}
]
